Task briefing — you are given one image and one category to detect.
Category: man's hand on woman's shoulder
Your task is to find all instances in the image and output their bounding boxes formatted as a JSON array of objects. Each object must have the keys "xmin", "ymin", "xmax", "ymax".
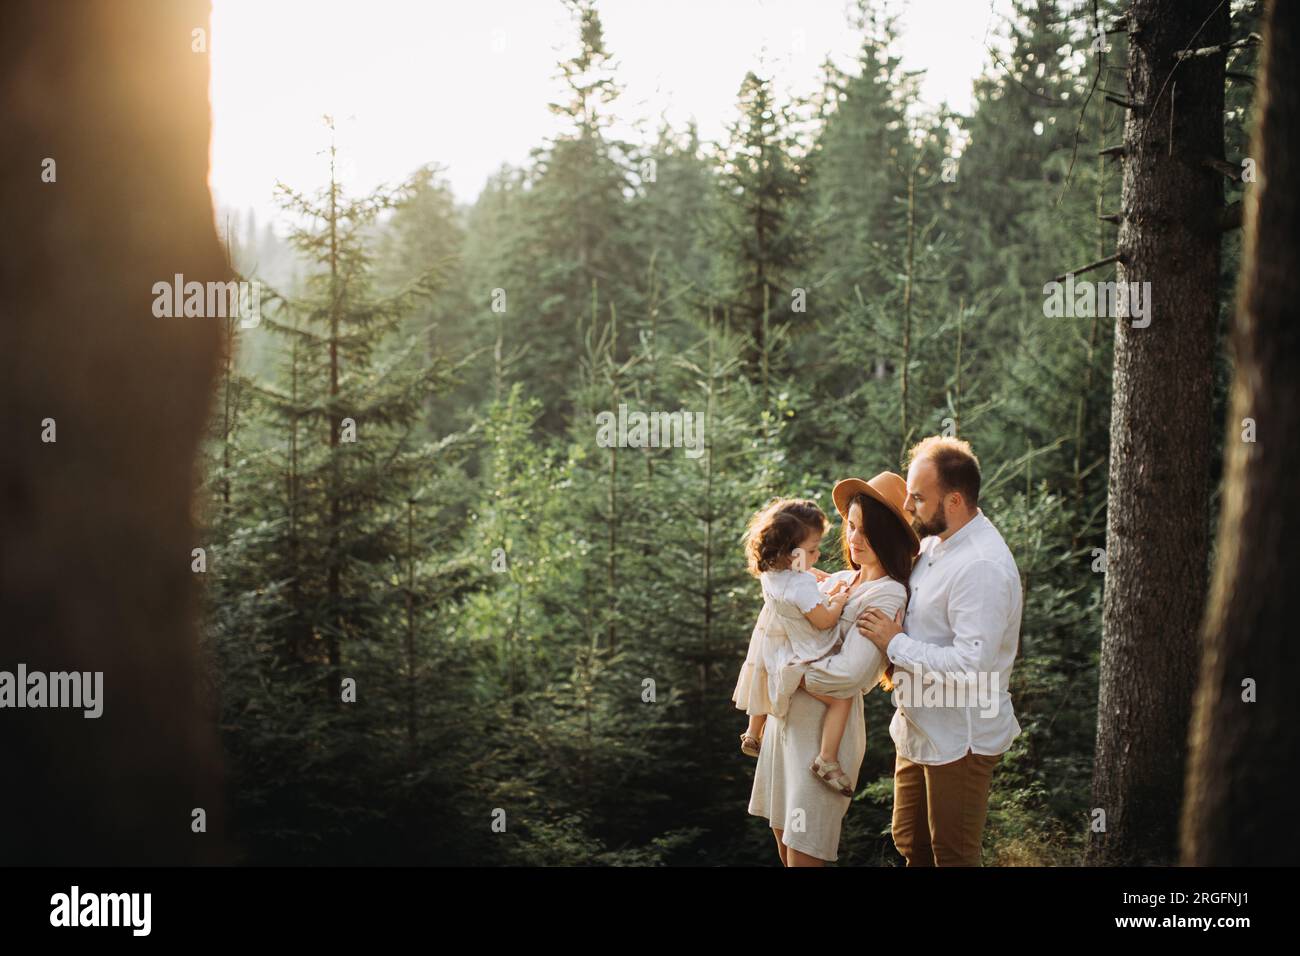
[{"xmin": 858, "ymin": 606, "xmax": 905, "ymax": 653}]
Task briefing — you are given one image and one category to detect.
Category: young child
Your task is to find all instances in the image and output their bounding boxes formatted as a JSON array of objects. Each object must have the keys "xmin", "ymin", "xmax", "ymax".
[{"xmin": 731, "ymin": 498, "xmax": 856, "ymax": 796}]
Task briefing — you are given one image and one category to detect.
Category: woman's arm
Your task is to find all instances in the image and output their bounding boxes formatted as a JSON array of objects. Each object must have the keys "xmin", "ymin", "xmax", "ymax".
[{"xmin": 802, "ymin": 585, "xmax": 904, "ymax": 697}]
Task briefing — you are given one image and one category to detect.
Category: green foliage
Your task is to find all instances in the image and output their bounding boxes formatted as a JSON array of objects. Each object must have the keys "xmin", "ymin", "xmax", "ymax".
[{"xmin": 199, "ymin": 0, "xmax": 1251, "ymax": 866}]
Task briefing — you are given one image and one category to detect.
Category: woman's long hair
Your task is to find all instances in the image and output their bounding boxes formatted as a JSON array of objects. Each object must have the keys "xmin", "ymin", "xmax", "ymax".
[{"xmin": 839, "ymin": 493, "xmax": 917, "ymax": 691}]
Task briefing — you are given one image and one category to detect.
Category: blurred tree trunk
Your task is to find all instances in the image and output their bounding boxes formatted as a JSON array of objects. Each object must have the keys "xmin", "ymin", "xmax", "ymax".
[
  {"xmin": 1089, "ymin": 0, "xmax": 1228, "ymax": 865},
  {"xmin": 1183, "ymin": 0, "xmax": 1299, "ymax": 866},
  {"xmin": 0, "ymin": 0, "xmax": 229, "ymax": 863}
]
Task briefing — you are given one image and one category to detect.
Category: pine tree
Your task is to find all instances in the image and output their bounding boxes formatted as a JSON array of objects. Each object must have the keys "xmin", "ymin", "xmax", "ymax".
[
  {"xmin": 502, "ymin": 0, "xmax": 643, "ymax": 432},
  {"xmin": 375, "ymin": 163, "xmax": 471, "ymax": 436},
  {"xmin": 202, "ymin": 134, "xmax": 473, "ymax": 861},
  {"xmin": 264, "ymin": 131, "xmax": 452, "ymax": 697},
  {"xmin": 713, "ymin": 71, "xmax": 811, "ymax": 413}
]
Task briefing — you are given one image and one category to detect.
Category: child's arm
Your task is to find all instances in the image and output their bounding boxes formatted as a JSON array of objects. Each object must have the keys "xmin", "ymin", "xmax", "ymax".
[
  {"xmin": 803, "ymin": 583, "xmax": 849, "ymax": 630},
  {"xmin": 803, "ymin": 583, "xmax": 906, "ymax": 698}
]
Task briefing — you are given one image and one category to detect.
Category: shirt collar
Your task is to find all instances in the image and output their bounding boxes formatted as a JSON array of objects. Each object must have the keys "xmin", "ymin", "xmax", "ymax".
[{"xmin": 932, "ymin": 508, "xmax": 985, "ymax": 558}]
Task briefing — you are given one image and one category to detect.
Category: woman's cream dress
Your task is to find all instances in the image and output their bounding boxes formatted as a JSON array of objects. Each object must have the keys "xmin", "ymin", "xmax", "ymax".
[{"xmin": 747, "ymin": 571, "xmax": 907, "ymax": 862}]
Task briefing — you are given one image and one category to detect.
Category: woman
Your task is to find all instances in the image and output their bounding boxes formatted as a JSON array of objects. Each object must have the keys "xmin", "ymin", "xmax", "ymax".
[{"xmin": 747, "ymin": 472, "xmax": 920, "ymax": 866}]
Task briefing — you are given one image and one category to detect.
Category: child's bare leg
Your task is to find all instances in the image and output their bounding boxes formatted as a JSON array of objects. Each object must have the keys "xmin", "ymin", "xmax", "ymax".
[
  {"xmin": 746, "ymin": 713, "xmax": 767, "ymax": 739},
  {"xmin": 808, "ymin": 694, "xmax": 852, "ymax": 763}
]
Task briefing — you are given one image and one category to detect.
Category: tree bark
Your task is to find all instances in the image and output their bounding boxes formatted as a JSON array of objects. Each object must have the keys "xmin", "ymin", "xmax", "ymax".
[
  {"xmin": 0, "ymin": 1, "xmax": 229, "ymax": 863},
  {"xmin": 1182, "ymin": 0, "xmax": 1299, "ymax": 866},
  {"xmin": 1088, "ymin": 0, "xmax": 1229, "ymax": 865}
]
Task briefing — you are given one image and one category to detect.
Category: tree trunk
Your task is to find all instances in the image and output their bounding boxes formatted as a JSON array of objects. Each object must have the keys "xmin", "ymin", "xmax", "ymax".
[
  {"xmin": 1088, "ymin": 0, "xmax": 1228, "ymax": 865},
  {"xmin": 327, "ymin": 135, "xmax": 342, "ymax": 700},
  {"xmin": 0, "ymin": 0, "xmax": 229, "ymax": 863},
  {"xmin": 405, "ymin": 499, "xmax": 417, "ymax": 769},
  {"xmin": 1182, "ymin": 0, "xmax": 1299, "ymax": 866},
  {"xmin": 1074, "ymin": 95, "xmax": 1110, "ymax": 528},
  {"xmin": 899, "ymin": 162, "xmax": 916, "ymax": 462},
  {"xmin": 606, "ymin": 297, "xmax": 619, "ymax": 653}
]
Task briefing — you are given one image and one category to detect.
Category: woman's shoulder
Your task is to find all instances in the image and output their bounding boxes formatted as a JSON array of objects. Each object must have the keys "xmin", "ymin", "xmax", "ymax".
[
  {"xmin": 864, "ymin": 575, "xmax": 906, "ymax": 593},
  {"xmin": 858, "ymin": 576, "xmax": 907, "ymax": 601}
]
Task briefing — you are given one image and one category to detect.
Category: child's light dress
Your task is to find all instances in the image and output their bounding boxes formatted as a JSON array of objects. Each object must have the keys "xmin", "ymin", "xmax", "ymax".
[{"xmin": 732, "ymin": 569, "xmax": 839, "ymax": 719}]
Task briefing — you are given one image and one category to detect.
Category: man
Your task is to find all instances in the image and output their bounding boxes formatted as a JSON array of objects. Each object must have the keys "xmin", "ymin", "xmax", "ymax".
[{"xmin": 858, "ymin": 436, "xmax": 1022, "ymax": 866}]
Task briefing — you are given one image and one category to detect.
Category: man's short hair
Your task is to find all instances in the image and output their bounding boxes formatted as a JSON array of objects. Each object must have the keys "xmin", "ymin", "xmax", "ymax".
[{"xmin": 907, "ymin": 435, "xmax": 981, "ymax": 509}]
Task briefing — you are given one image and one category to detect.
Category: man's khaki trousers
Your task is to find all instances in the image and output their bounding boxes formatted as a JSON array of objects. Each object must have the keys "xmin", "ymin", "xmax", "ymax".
[{"xmin": 891, "ymin": 750, "xmax": 1000, "ymax": 866}]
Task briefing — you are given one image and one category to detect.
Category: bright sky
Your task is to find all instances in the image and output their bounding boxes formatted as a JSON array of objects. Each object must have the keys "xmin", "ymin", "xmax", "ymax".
[{"xmin": 210, "ymin": 0, "xmax": 1013, "ymax": 225}]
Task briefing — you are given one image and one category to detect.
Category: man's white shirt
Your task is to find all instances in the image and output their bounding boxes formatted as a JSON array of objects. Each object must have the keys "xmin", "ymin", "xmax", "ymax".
[{"xmin": 885, "ymin": 508, "xmax": 1023, "ymax": 765}]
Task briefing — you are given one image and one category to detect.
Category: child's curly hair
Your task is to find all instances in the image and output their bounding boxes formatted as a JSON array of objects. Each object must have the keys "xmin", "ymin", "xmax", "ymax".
[{"xmin": 743, "ymin": 498, "xmax": 828, "ymax": 578}]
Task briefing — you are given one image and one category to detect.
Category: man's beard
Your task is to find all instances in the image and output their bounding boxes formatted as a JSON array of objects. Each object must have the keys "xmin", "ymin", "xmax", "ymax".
[{"xmin": 913, "ymin": 504, "xmax": 948, "ymax": 539}]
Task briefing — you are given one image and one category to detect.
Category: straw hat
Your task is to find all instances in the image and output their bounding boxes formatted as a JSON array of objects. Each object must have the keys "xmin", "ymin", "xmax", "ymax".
[{"xmin": 831, "ymin": 471, "xmax": 920, "ymax": 555}]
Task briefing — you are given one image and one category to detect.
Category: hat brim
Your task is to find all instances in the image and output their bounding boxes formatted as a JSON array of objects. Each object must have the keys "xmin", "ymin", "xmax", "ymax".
[{"xmin": 832, "ymin": 477, "xmax": 921, "ymax": 555}]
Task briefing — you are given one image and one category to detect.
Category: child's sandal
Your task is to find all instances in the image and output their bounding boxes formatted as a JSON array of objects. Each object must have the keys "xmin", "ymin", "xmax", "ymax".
[
  {"xmin": 739, "ymin": 732, "xmax": 762, "ymax": 758},
  {"xmin": 810, "ymin": 755, "xmax": 854, "ymax": 796}
]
